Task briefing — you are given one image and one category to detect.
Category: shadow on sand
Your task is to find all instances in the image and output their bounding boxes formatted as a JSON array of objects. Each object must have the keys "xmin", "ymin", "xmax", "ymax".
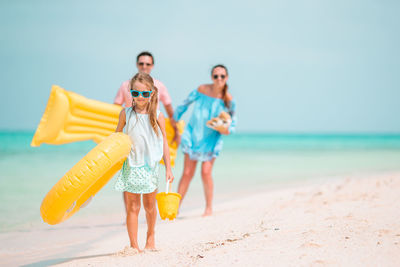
[{"xmin": 21, "ymin": 253, "xmax": 113, "ymax": 267}]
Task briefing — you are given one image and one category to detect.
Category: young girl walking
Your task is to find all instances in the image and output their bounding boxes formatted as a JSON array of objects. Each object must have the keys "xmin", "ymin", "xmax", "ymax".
[{"xmin": 114, "ymin": 72, "xmax": 174, "ymax": 253}]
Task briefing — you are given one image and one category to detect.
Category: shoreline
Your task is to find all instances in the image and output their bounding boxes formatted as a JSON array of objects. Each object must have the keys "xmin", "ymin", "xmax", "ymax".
[
  {"xmin": 1, "ymin": 171, "xmax": 400, "ymax": 266},
  {"xmin": 1, "ymin": 168, "xmax": 390, "ymax": 234}
]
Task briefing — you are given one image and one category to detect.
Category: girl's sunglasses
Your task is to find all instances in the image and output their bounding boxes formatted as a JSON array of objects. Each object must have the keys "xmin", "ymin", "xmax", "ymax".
[
  {"xmin": 213, "ymin": 74, "xmax": 226, "ymax": 80},
  {"xmin": 130, "ymin": 90, "xmax": 152, "ymax": 98}
]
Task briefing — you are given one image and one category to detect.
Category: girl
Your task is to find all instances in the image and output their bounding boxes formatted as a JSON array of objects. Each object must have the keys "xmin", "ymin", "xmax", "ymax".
[
  {"xmin": 173, "ymin": 64, "xmax": 236, "ymax": 216},
  {"xmin": 115, "ymin": 72, "xmax": 174, "ymax": 253}
]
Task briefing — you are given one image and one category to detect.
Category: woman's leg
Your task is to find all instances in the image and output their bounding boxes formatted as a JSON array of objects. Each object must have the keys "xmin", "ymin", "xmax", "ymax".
[
  {"xmin": 124, "ymin": 191, "xmax": 141, "ymax": 250},
  {"xmin": 142, "ymin": 190, "xmax": 158, "ymax": 250},
  {"xmin": 177, "ymin": 153, "xmax": 198, "ymax": 202},
  {"xmin": 201, "ymin": 158, "xmax": 216, "ymax": 216}
]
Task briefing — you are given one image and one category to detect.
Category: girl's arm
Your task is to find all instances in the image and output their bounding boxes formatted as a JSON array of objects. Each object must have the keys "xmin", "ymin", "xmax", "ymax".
[
  {"xmin": 158, "ymin": 112, "xmax": 174, "ymax": 183},
  {"xmin": 115, "ymin": 109, "xmax": 126, "ymax": 132}
]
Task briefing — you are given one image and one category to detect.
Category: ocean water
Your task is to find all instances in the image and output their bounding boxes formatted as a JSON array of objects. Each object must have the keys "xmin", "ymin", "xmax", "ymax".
[{"xmin": 1, "ymin": 131, "xmax": 400, "ymax": 233}]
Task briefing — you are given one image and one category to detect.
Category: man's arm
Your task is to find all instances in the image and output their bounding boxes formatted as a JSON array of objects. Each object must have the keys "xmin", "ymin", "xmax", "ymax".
[
  {"xmin": 164, "ymin": 104, "xmax": 174, "ymax": 119},
  {"xmin": 164, "ymin": 103, "xmax": 180, "ymax": 144}
]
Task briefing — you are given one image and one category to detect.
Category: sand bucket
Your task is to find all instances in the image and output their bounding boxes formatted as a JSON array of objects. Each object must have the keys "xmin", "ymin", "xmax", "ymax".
[{"xmin": 156, "ymin": 182, "xmax": 181, "ymax": 220}]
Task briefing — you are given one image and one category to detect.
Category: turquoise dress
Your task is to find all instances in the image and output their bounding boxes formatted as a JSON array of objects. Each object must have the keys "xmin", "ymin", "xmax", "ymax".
[
  {"xmin": 173, "ymin": 90, "xmax": 236, "ymax": 161},
  {"xmin": 115, "ymin": 108, "xmax": 163, "ymax": 194}
]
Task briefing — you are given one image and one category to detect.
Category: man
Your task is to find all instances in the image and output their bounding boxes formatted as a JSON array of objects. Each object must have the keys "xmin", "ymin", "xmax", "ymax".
[{"xmin": 114, "ymin": 51, "xmax": 179, "ymax": 143}]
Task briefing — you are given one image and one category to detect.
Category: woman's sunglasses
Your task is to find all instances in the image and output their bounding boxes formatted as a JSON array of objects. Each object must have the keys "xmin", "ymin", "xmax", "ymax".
[
  {"xmin": 138, "ymin": 62, "xmax": 152, "ymax": 66},
  {"xmin": 130, "ymin": 90, "xmax": 152, "ymax": 98},
  {"xmin": 213, "ymin": 74, "xmax": 226, "ymax": 80}
]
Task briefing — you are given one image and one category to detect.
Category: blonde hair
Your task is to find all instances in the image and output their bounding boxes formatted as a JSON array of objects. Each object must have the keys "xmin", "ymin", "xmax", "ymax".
[{"xmin": 129, "ymin": 72, "xmax": 160, "ymax": 136}]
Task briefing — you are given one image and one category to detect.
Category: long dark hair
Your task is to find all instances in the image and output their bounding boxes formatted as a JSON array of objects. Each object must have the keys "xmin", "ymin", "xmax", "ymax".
[{"xmin": 211, "ymin": 64, "xmax": 230, "ymax": 109}]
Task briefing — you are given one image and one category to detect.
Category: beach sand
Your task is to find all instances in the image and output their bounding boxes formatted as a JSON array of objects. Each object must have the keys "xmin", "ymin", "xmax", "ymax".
[{"xmin": 1, "ymin": 172, "xmax": 400, "ymax": 266}]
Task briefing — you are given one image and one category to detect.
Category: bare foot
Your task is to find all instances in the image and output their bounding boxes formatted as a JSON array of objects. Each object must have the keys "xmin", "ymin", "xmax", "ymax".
[
  {"xmin": 202, "ymin": 208, "xmax": 212, "ymax": 217},
  {"xmin": 114, "ymin": 246, "xmax": 142, "ymax": 257},
  {"xmin": 144, "ymin": 248, "xmax": 160, "ymax": 252},
  {"xmin": 145, "ymin": 232, "xmax": 156, "ymax": 250}
]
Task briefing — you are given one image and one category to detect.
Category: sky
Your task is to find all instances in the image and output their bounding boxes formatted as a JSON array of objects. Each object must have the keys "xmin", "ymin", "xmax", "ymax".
[{"xmin": 1, "ymin": 0, "xmax": 399, "ymax": 133}]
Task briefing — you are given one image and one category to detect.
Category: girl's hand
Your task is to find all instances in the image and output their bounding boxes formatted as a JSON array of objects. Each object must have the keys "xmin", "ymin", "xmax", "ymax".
[{"xmin": 166, "ymin": 169, "xmax": 174, "ymax": 183}]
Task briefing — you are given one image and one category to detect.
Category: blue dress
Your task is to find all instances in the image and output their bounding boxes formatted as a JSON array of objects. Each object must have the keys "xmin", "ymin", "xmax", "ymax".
[{"xmin": 173, "ymin": 90, "xmax": 237, "ymax": 161}]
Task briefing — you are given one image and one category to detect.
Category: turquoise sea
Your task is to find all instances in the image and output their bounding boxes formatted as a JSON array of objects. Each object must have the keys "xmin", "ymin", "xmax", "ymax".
[{"xmin": 1, "ymin": 131, "xmax": 400, "ymax": 233}]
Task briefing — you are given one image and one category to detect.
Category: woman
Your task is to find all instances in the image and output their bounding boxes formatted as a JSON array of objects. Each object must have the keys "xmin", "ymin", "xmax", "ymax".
[{"xmin": 173, "ymin": 64, "xmax": 236, "ymax": 216}]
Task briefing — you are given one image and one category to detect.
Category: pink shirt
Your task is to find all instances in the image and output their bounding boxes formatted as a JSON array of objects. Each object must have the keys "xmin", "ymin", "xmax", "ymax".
[{"xmin": 114, "ymin": 78, "xmax": 172, "ymax": 108}]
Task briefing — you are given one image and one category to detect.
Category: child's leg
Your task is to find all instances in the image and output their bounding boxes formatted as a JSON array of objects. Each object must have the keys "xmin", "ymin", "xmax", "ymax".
[
  {"xmin": 123, "ymin": 192, "xmax": 128, "ymax": 213},
  {"xmin": 201, "ymin": 158, "xmax": 216, "ymax": 216},
  {"xmin": 142, "ymin": 190, "xmax": 157, "ymax": 250},
  {"xmin": 124, "ymin": 191, "xmax": 141, "ymax": 250},
  {"xmin": 177, "ymin": 154, "xmax": 198, "ymax": 202}
]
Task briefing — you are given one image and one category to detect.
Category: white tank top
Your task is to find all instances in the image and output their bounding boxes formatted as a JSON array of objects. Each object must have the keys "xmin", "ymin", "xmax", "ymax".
[{"xmin": 124, "ymin": 108, "xmax": 163, "ymax": 168}]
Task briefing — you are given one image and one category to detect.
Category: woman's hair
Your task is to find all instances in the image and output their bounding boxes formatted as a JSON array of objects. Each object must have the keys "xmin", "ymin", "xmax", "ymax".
[
  {"xmin": 211, "ymin": 64, "xmax": 230, "ymax": 109},
  {"xmin": 129, "ymin": 72, "xmax": 160, "ymax": 136}
]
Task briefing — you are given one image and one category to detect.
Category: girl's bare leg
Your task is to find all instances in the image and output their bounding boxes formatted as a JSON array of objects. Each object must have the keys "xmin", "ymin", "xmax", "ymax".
[
  {"xmin": 177, "ymin": 154, "xmax": 198, "ymax": 203},
  {"xmin": 201, "ymin": 158, "xmax": 216, "ymax": 216},
  {"xmin": 124, "ymin": 191, "xmax": 142, "ymax": 251},
  {"xmin": 142, "ymin": 190, "xmax": 158, "ymax": 250},
  {"xmin": 123, "ymin": 193, "xmax": 128, "ymax": 213}
]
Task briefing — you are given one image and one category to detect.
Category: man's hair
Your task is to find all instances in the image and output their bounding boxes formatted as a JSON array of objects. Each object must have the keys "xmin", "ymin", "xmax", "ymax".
[{"xmin": 136, "ymin": 51, "xmax": 154, "ymax": 65}]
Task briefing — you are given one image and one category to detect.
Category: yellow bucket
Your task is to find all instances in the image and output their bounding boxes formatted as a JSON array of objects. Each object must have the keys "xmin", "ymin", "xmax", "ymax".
[{"xmin": 156, "ymin": 183, "xmax": 181, "ymax": 220}]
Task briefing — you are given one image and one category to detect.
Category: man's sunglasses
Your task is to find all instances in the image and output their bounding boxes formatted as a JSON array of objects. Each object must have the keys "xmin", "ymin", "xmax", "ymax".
[
  {"xmin": 130, "ymin": 90, "xmax": 152, "ymax": 98},
  {"xmin": 138, "ymin": 62, "xmax": 152, "ymax": 66},
  {"xmin": 213, "ymin": 74, "xmax": 226, "ymax": 79}
]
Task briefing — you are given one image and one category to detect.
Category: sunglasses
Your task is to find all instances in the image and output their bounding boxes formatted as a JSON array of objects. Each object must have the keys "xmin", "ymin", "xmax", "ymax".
[
  {"xmin": 213, "ymin": 74, "xmax": 226, "ymax": 80},
  {"xmin": 138, "ymin": 62, "xmax": 152, "ymax": 66},
  {"xmin": 130, "ymin": 89, "xmax": 152, "ymax": 98}
]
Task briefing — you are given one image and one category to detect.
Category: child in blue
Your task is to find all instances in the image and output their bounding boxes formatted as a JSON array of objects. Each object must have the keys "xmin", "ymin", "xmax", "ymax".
[
  {"xmin": 173, "ymin": 64, "xmax": 236, "ymax": 216},
  {"xmin": 115, "ymin": 72, "xmax": 174, "ymax": 253}
]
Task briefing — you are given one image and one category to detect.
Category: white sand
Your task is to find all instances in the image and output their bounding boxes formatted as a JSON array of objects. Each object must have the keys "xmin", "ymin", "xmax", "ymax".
[{"xmin": 1, "ymin": 172, "xmax": 400, "ymax": 266}]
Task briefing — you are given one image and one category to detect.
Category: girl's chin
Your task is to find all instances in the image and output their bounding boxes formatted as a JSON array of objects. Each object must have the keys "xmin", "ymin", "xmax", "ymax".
[{"xmin": 135, "ymin": 101, "xmax": 148, "ymax": 108}]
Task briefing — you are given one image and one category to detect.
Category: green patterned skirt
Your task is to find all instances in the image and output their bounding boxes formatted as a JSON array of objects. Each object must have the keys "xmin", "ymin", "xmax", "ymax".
[{"xmin": 114, "ymin": 161, "xmax": 159, "ymax": 194}]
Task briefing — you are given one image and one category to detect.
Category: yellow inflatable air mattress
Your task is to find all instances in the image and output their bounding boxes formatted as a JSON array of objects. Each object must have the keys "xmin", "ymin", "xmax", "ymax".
[
  {"xmin": 40, "ymin": 132, "xmax": 132, "ymax": 225},
  {"xmin": 31, "ymin": 85, "xmax": 184, "ymax": 166}
]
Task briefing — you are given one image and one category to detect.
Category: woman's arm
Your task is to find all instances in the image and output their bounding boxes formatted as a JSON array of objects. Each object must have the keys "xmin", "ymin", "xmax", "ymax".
[
  {"xmin": 216, "ymin": 100, "xmax": 237, "ymax": 135},
  {"xmin": 115, "ymin": 109, "xmax": 126, "ymax": 132},
  {"xmin": 158, "ymin": 112, "xmax": 174, "ymax": 183},
  {"xmin": 227, "ymin": 100, "xmax": 237, "ymax": 134},
  {"xmin": 172, "ymin": 89, "xmax": 200, "ymax": 121}
]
